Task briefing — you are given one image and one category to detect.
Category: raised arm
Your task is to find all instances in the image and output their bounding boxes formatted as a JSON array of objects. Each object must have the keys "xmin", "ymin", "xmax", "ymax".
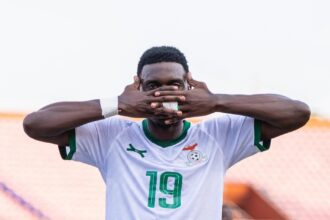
[
  {"xmin": 155, "ymin": 73, "xmax": 311, "ymax": 140},
  {"xmin": 23, "ymin": 100, "xmax": 103, "ymax": 146},
  {"xmin": 211, "ymin": 93, "xmax": 311, "ymax": 140},
  {"xmin": 23, "ymin": 77, "xmax": 183, "ymax": 146}
]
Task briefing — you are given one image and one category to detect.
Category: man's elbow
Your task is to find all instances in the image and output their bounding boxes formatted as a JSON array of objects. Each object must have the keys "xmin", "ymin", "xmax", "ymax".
[
  {"xmin": 23, "ymin": 113, "xmax": 41, "ymax": 139},
  {"xmin": 293, "ymin": 101, "xmax": 311, "ymax": 128}
]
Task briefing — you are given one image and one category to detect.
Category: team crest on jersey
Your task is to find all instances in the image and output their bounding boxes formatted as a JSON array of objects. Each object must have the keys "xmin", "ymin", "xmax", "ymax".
[{"xmin": 183, "ymin": 143, "xmax": 207, "ymax": 166}]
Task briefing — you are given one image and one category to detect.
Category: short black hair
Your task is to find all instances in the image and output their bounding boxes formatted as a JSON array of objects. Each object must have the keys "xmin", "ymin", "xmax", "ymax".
[{"xmin": 137, "ymin": 46, "xmax": 189, "ymax": 76}]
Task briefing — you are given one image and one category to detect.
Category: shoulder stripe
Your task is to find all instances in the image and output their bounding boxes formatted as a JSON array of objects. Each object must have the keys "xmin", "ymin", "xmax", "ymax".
[
  {"xmin": 58, "ymin": 129, "xmax": 76, "ymax": 160},
  {"xmin": 254, "ymin": 119, "xmax": 271, "ymax": 151}
]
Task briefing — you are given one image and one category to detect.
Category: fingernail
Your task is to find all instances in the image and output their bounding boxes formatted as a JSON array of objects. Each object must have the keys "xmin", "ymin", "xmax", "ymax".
[
  {"xmin": 151, "ymin": 103, "xmax": 157, "ymax": 108},
  {"xmin": 180, "ymin": 96, "xmax": 185, "ymax": 101},
  {"xmin": 177, "ymin": 111, "xmax": 182, "ymax": 116},
  {"xmin": 173, "ymin": 86, "xmax": 178, "ymax": 90},
  {"xmin": 154, "ymin": 91, "xmax": 160, "ymax": 96}
]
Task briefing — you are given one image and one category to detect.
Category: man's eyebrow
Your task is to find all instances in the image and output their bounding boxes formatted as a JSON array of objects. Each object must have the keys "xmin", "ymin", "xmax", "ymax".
[
  {"xmin": 168, "ymin": 79, "xmax": 185, "ymax": 83},
  {"xmin": 142, "ymin": 79, "xmax": 185, "ymax": 85},
  {"xmin": 143, "ymin": 80, "xmax": 160, "ymax": 85}
]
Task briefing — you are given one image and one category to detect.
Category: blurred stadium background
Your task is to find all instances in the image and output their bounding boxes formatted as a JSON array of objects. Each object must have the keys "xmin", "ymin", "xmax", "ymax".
[
  {"xmin": 1, "ymin": 0, "xmax": 330, "ymax": 219},
  {"xmin": 1, "ymin": 113, "xmax": 329, "ymax": 219}
]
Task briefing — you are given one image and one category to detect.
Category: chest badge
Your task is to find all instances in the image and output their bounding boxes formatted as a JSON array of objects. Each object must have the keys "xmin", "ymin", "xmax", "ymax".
[
  {"xmin": 183, "ymin": 143, "xmax": 207, "ymax": 166},
  {"xmin": 127, "ymin": 144, "xmax": 147, "ymax": 158}
]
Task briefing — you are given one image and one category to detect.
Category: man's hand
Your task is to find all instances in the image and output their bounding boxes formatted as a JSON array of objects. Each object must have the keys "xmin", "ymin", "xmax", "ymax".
[
  {"xmin": 152, "ymin": 72, "xmax": 310, "ymax": 139},
  {"xmin": 118, "ymin": 76, "xmax": 186, "ymax": 118},
  {"xmin": 151, "ymin": 73, "xmax": 216, "ymax": 124}
]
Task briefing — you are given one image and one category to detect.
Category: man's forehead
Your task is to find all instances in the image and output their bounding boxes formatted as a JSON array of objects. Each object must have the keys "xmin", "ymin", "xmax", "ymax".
[{"xmin": 140, "ymin": 62, "xmax": 186, "ymax": 80}]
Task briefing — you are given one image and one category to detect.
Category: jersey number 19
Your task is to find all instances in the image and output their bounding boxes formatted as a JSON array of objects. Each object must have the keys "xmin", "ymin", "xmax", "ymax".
[{"xmin": 146, "ymin": 171, "xmax": 183, "ymax": 209}]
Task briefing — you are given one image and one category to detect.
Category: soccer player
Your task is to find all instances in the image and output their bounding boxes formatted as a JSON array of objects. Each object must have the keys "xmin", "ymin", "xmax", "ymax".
[{"xmin": 23, "ymin": 46, "xmax": 310, "ymax": 220}]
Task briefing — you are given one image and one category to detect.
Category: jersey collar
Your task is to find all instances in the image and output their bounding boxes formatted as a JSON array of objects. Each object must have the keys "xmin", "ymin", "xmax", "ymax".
[{"xmin": 142, "ymin": 119, "xmax": 191, "ymax": 148}]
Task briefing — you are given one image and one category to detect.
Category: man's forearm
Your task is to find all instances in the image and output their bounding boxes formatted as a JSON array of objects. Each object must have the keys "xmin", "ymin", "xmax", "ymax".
[
  {"xmin": 213, "ymin": 94, "xmax": 310, "ymax": 130},
  {"xmin": 23, "ymin": 100, "xmax": 103, "ymax": 138}
]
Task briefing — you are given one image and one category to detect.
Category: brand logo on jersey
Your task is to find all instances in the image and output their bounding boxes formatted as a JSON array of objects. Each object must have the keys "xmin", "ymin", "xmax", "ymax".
[
  {"xmin": 183, "ymin": 143, "xmax": 198, "ymax": 151},
  {"xmin": 127, "ymin": 144, "xmax": 147, "ymax": 158}
]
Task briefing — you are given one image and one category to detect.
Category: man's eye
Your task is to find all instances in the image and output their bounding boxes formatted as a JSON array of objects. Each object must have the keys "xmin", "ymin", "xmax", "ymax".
[
  {"xmin": 147, "ymin": 84, "xmax": 158, "ymax": 90},
  {"xmin": 172, "ymin": 82, "xmax": 183, "ymax": 87}
]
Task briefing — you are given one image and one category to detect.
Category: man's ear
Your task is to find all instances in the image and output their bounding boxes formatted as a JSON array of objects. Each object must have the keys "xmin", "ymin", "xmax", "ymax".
[
  {"xmin": 136, "ymin": 75, "xmax": 142, "ymax": 91},
  {"xmin": 133, "ymin": 75, "xmax": 141, "ymax": 91}
]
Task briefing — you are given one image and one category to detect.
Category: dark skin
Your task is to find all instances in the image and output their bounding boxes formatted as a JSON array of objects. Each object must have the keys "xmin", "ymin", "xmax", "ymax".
[
  {"xmin": 130, "ymin": 62, "xmax": 189, "ymax": 140},
  {"xmin": 121, "ymin": 62, "xmax": 311, "ymax": 141},
  {"xmin": 23, "ymin": 62, "xmax": 311, "ymax": 146}
]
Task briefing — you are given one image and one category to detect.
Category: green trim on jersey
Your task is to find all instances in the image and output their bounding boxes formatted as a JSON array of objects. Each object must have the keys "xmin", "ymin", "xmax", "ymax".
[
  {"xmin": 254, "ymin": 119, "xmax": 271, "ymax": 151},
  {"xmin": 58, "ymin": 129, "xmax": 76, "ymax": 160},
  {"xmin": 142, "ymin": 119, "xmax": 191, "ymax": 148}
]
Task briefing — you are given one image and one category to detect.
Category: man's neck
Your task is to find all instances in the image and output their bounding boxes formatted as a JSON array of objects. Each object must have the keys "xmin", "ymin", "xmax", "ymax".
[{"xmin": 147, "ymin": 119, "xmax": 184, "ymax": 141}]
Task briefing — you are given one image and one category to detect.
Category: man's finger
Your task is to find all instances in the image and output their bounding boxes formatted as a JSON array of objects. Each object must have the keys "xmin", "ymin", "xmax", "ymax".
[
  {"xmin": 176, "ymin": 105, "xmax": 189, "ymax": 112},
  {"xmin": 150, "ymin": 95, "xmax": 186, "ymax": 103},
  {"xmin": 150, "ymin": 102, "xmax": 162, "ymax": 108},
  {"xmin": 151, "ymin": 103, "xmax": 183, "ymax": 116},
  {"xmin": 153, "ymin": 107, "xmax": 182, "ymax": 116},
  {"xmin": 164, "ymin": 118, "xmax": 182, "ymax": 125},
  {"xmin": 154, "ymin": 90, "xmax": 186, "ymax": 97},
  {"xmin": 146, "ymin": 86, "xmax": 179, "ymax": 95}
]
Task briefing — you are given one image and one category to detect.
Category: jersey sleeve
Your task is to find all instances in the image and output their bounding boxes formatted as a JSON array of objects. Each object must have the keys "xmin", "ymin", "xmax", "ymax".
[
  {"xmin": 58, "ymin": 116, "xmax": 131, "ymax": 168},
  {"xmin": 202, "ymin": 114, "xmax": 271, "ymax": 169}
]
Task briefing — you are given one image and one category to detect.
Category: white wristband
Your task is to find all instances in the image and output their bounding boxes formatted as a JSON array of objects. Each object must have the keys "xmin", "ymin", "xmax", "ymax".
[{"xmin": 99, "ymin": 97, "xmax": 118, "ymax": 118}]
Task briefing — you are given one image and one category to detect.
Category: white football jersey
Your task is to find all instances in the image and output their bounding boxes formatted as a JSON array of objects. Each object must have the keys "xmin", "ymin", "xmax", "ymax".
[{"xmin": 59, "ymin": 115, "xmax": 270, "ymax": 220}]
